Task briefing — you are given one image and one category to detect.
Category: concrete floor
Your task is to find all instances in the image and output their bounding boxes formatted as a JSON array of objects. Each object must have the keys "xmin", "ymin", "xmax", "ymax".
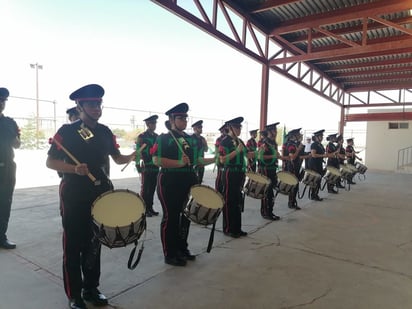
[{"xmin": 1, "ymin": 170, "xmax": 412, "ymax": 309}]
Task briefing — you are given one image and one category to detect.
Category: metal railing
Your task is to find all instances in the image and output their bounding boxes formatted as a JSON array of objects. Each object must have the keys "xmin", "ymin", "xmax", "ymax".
[{"xmin": 397, "ymin": 146, "xmax": 412, "ymax": 169}]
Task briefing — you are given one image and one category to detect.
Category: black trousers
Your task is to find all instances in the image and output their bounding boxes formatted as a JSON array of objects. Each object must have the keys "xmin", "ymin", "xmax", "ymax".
[
  {"xmin": 60, "ymin": 180, "xmax": 111, "ymax": 299},
  {"xmin": 0, "ymin": 161, "xmax": 16, "ymax": 242},
  {"xmin": 221, "ymin": 169, "xmax": 244, "ymax": 234},
  {"xmin": 259, "ymin": 167, "xmax": 277, "ymax": 217},
  {"xmin": 140, "ymin": 166, "xmax": 159, "ymax": 210},
  {"xmin": 157, "ymin": 171, "xmax": 195, "ymax": 258},
  {"xmin": 194, "ymin": 165, "xmax": 205, "ymax": 184}
]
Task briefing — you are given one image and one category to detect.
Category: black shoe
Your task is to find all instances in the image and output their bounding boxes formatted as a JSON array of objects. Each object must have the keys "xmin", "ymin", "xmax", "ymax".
[
  {"xmin": 82, "ymin": 288, "xmax": 108, "ymax": 307},
  {"xmin": 0, "ymin": 239, "xmax": 16, "ymax": 249},
  {"xmin": 147, "ymin": 208, "xmax": 159, "ymax": 216},
  {"xmin": 224, "ymin": 232, "xmax": 241, "ymax": 238},
  {"xmin": 288, "ymin": 202, "xmax": 301, "ymax": 210},
  {"xmin": 311, "ymin": 195, "xmax": 323, "ymax": 201},
  {"xmin": 263, "ymin": 214, "xmax": 280, "ymax": 221},
  {"xmin": 165, "ymin": 256, "xmax": 187, "ymax": 266},
  {"xmin": 328, "ymin": 189, "xmax": 338, "ymax": 194},
  {"xmin": 68, "ymin": 298, "xmax": 87, "ymax": 309},
  {"xmin": 239, "ymin": 230, "xmax": 248, "ymax": 237},
  {"xmin": 179, "ymin": 249, "xmax": 196, "ymax": 261},
  {"xmin": 145, "ymin": 210, "xmax": 153, "ymax": 217}
]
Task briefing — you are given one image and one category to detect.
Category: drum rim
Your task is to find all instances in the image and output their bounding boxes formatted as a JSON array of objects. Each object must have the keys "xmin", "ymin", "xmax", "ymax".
[
  {"xmin": 277, "ymin": 171, "xmax": 299, "ymax": 183},
  {"xmin": 245, "ymin": 171, "xmax": 271, "ymax": 184},
  {"xmin": 92, "ymin": 188, "xmax": 140, "ymax": 207}
]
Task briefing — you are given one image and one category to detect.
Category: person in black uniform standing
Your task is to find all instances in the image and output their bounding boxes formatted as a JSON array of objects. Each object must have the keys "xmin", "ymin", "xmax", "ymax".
[
  {"xmin": 214, "ymin": 124, "xmax": 228, "ymax": 194},
  {"xmin": 136, "ymin": 115, "xmax": 160, "ymax": 217},
  {"xmin": 191, "ymin": 120, "xmax": 208, "ymax": 184},
  {"xmin": 283, "ymin": 128, "xmax": 308, "ymax": 210},
  {"xmin": 46, "ymin": 84, "xmax": 136, "ymax": 309},
  {"xmin": 246, "ymin": 129, "xmax": 258, "ymax": 172},
  {"xmin": 66, "ymin": 106, "xmax": 80, "ymax": 123},
  {"xmin": 257, "ymin": 122, "xmax": 283, "ymax": 220},
  {"xmin": 153, "ymin": 103, "xmax": 214, "ymax": 266},
  {"xmin": 308, "ymin": 130, "xmax": 327, "ymax": 201},
  {"xmin": 325, "ymin": 133, "xmax": 340, "ymax": 194},
  {"xmin": 219, "ymin": 117, "xmax": 252, "ymax": 237},
  {"xmin": 345, "ymin": 138, "xmax": 362, "ymax": 184},
  {"xmin": 0, "ymin": 87, "xmax": 20, "ymax": 250}
]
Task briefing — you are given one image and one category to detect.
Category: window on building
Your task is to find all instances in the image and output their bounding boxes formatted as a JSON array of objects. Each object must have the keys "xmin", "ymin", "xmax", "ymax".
[{"xmin": 388, "ymin": 122, "xmax": 409, "ymax": 129}]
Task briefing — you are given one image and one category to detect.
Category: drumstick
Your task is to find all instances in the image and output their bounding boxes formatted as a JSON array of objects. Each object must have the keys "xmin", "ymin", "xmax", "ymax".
[
  {"xmin": 121, "ymin": 143, "xmax": 147, "ymax": 172},
  {"xmin": 50, "ymin": 137, "xmax": 97, "ymax": 183}
]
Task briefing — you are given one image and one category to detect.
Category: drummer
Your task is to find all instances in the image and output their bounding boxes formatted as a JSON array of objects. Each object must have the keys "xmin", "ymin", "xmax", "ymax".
[
  {"xmin": 136, "ymin": 115, "xmax": 160, "ymax": 217},
  {"xmin": 308, "ymin": 129, "xmax": 327, "ymax": 201},
  {"xmin": 153, "ymin": 103, "xmax": 214, "ymax": 266},
  {"xmin": 246, "ymin": 129, "xmax": 258, "ymax": 172},
  {"xmin": 345, "ymin": 138, "xmax": 362, "ymax": 184},
  {"xmin": 214, "ymin": 124, "xmax": 228, "ymax": 194},
  {"xmin": 257, "ymin": 122, "xmax": 285, "ymax": 220},
  {"xmin": 46, "ymin": 84, "xmax": 136, "ymax": 309},
  {"xmin": 283, "ymin": 128, "xmax": 307, "ymax": 210},
  {"xmin": 325, "ymin": 133, "xmax": 340, "ymax": 194},
  {"xmin": 218, "ymin": 117, "xmax": 252, "ymax": 237}
]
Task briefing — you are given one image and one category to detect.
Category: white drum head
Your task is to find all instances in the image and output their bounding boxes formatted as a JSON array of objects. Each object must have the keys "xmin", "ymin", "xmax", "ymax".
[
  {"xmin": 245, "ymin": 172, "xmax": 271, "ymax": 184},
  {"xmin": 190, "ymin": 185, "xmax": 224, "ymax": 209},
  {"xmin": 327, "ymin": 166, "xmax": 341, "ymax": 176},
  {"xmin": 92, "ymin": 190, "xmax": 145, "ymax": 228},
  {"xmin": 277, "ymin": 171, "xmax": 298, "ymax": 185}
]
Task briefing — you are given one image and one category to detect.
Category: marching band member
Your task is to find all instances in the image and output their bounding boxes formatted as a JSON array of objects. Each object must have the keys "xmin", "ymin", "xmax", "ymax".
[
  {"xmin": 336, "ymin": 134, "xmax": 346, "ymax": 188},
  {"xmin": 345, "ymin": 138, "xmax": 362, "ymax": 184},
  {"xmin": 219, "ymin": 117, "xmax": 252, "ymax": 237},
  {"xmin": 283, "ymin": 128, "xmax": 308, "ymax": 210},
  {"xmin": 325, "ymin": 133, "xmax": 340, "ymax": 194},
  {"xmin": 214, "ymin": 124, "xmax": 228, "ymax": 194},
  {"xmin": 257, "ymin": 122, "xmax": 285, "ymax": 220},
  {"xmin": 308, "ymin": 130, "xmax": 327, "ymax": 201},
  {"xmin": 246, "ymin": 129, "xmax": 258, "ymax": 172},
  {"xmin": 191, "ymin": 120, "xmax": 208, "ymax": 184},
  {"xmin": 136, "ymin": 115, "xmax": 160, "ymax": 217},
  {"xmin": 46, "ymin": 84, "xmax": 135, "ymax": 309},
  {"xmin": 153, "ymin": 103, "xmax": 214, "ymax": 266}
]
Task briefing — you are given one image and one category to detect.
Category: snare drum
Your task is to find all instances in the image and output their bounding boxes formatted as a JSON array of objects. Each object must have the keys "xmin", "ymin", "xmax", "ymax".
[
  {"xmin": 355, "ymin": 162, "xmax": 368, "ymax": 174},
  {"xmin": 91, "ymin": 189, "xmax": 146, "ymax": 249},
  {"xmin": 184, "ymin": 185, "xmax": 224, "ymax": 226},
  {"xmin": 301, "ymin": 169, "xmax": 321, "ymax": 188},
  {"xmin": 339, "ymin": 164, "xmax": 353, "ymax": 179},
  {"xmin": 324, "ymin": 166, "xmax": 341, "ymax": 184},
  {"xmin": 347, "ymin": 164, "xmax": 358, "ymax": 175},
  {"xmin": 243, "ymin": 172, "xmax": 271, "ymax": 199},
  {"xmin": 276, "ymin": 171, "xmax": 298, "ymax": 195}
]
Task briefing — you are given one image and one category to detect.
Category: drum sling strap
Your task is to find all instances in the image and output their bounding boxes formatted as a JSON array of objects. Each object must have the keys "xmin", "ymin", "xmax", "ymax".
[
  {"xmin": 206, "ymin": 221, "xmax": 217, "ymax": 253},
  {"xmin": 127, "ymin": 220, "xmax": 147, "ymax": 270}
]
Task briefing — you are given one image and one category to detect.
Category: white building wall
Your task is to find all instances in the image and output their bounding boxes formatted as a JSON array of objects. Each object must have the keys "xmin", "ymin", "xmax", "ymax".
[{"xmin": 365, "ymin": 109, "xmax": 412, "ymax": 171}]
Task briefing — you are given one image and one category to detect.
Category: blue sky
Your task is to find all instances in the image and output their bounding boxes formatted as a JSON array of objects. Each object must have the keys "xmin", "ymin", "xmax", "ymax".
[{"xmin": 0, "ymin": 0, "xmax": 361, "ymax": 136}]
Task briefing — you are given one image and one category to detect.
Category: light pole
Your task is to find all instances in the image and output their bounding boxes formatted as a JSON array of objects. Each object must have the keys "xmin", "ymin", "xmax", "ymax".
[{"xmin": 30, "ymin": 63, "xmax": 43, "ymax": 149}]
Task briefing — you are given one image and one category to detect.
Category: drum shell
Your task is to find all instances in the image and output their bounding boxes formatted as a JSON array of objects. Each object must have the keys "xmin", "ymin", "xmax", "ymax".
[
  {"xmin": 339, "ymin": 165, "xmax": 353, "ymax": 179},
  {"xmin": 355, "ymin": 162, "xmax": 367, "ymax": 174},
  {"xmin": 243, "ymin": 172, "xmax": 271, "ymax": 199},
  {"xmin": 184, "ymin": 185, "xmax": 224, "ymax": 226},
  {"xmin": 276, "ymin": 171, "xmax": 298, "ymax": 195},
  {"xmin": 324, "ymin": 166, "xmax": 341, "ymax": 184},
  {"xmin": 301, "ymin": 169, "xmax": 321, "ymax": 188},
  {"xmin": 92, "ymin": 189, "xmax": 146, "ymax": 249}
]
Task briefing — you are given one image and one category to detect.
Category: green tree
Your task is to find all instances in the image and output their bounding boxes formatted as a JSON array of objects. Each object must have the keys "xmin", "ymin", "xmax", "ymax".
[{"xmin": 20, "ymin": 118, "xmax": 46, "ymax": 149}]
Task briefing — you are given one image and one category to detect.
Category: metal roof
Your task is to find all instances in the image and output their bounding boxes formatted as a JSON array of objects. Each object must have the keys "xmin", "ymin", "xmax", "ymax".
[{"xmin": 152, "ymin": 0, "xmax": 412, "ymax": 123}]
